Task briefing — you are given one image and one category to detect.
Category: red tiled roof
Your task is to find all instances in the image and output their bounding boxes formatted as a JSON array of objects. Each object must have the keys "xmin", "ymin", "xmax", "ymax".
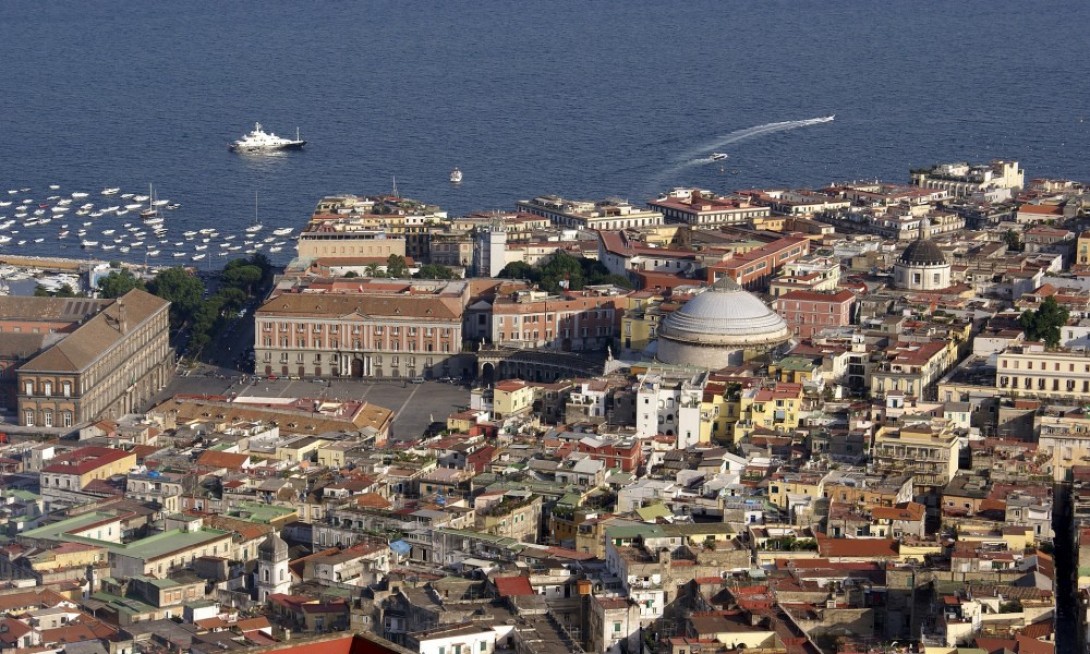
[
  {"xmin": 817, "ymin": 538, "xmax": 898, "ymax": 559},
  {"xmin": 197, "ymin": 450, "xmax": 249, "ymax": 470},
  {"xmin": 493, "ymin": 575, "xmax": 534, "ymax": 597},
  {"xmin": 41, "ymin": 446, "xmax": 132, "ymax": 475}
]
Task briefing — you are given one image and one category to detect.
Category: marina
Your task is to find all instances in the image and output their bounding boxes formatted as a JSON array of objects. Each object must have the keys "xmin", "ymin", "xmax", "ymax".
[{"xmin": 0, "ymin": 182, "xmax": 300, "ymax": 266}]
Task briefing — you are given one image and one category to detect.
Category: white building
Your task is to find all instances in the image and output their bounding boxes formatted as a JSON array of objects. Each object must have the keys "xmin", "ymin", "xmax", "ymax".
[
  {"xmin": 635, "ymin": 370, "xmax": 705, "ymax": 445},
  {"xmin": 255, "ymin": 534, "xmax": 290, "ymax": 602},
  {"xmin": 910, "ymin": 160, "xmax": 1024, "ymax": 198},
  {"xmin": 473, "ymin": 221, "xmax": 508, "ymax": 278}
]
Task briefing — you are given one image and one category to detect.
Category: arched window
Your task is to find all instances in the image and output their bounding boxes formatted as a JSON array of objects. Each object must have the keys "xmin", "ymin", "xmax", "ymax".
[{"xmin": 263, "ymin": 569, "xmax": 269, "ymax": 582}]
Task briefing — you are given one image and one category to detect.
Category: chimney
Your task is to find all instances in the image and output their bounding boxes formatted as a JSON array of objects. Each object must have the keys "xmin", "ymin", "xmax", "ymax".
[{"xmin": 117, "ymin": 299, "xmax": 127, "ymax": 334}]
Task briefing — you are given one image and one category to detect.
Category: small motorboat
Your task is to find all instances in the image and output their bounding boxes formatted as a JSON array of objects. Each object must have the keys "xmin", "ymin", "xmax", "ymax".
[
  {"xmin": 450, "ymin": 167, "xmax": 463, "ymax": 184},
  {"xmin": 102, "ymin": 187, "xmax": 121, "ymax": 195},
  {"xmin": 711, "ymin": 153, "xmax": 728, "ymax": 161}
]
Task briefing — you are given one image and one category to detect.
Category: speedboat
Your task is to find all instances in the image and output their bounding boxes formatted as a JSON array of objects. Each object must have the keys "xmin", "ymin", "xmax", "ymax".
[
  {"xmin": 71, "ymin": 192, "xmax": 89, "ymax": 199},
  {"xmin": 102, "ymin": 187, "xmax": 121, "ymax": 195},
  {"xmin": 273, "ymin": 227, "xmax": 293, "ymax": 236},
  {"xmin": 80, "ymin": 240, "xmax": 99, "ymax": 248},
  {"xmin": 711, "ymin": 153, "xmax": 728, "ymax": 161},
  {"xmin": 229, "ymin": 122, "xmax": 306, "ymax": 152},
  {"xmin": 192, "ymin": 253, "xmax": 206, "ymax": 261},
  {"xmin": 49, "ymin": 184, "xmax": 60, "ymax": 190},
  {"xmin": 132, "ymin": 194, "xmax": 149, "ymax": 202},
  {"xmin": 147, "ymin": 249, "xmax": 160, "ymax": 256},
  {"xmin": 450, "ymin": 167, "xmax": 463, "ymax": 184}
]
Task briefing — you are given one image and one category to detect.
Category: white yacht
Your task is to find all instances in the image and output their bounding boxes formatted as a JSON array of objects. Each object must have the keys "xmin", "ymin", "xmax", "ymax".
[
  {"xmin": 229, "ymin": 122, "xmax": 306, "ymax": 152},
  {"xmin": 450, "ymin": 167, "xmax": 463, "ymax": 184},
  {"xmin": 272, "ymin": 227, "xmax": 293, "ymax": 236},
  {"xmin": 102, "ymin": 187, "xmax": 121, "ymax": 195}
]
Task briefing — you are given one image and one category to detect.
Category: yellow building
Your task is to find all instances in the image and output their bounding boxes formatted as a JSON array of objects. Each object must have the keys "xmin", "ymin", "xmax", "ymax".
[
  {"xmin": 620, "ymin": 291, "xmax": 667, "ymax": 353},
  {"xmin": 872, "ymin": 424, "xmax": 960, "ymax": 492},
  {"xmin": 768, "ymin": 356, "xmax": 821, "ymax": 385},
  {"xmin": 28, "ymin": 542, "xmax": 107, "ymax": 572},
  {"xmin": 751, "ymin": 215, "xmax": 787, "ymax": 232},
  {"xmin": 768, "ymin": 472, "xmax": 827, "ymax": 510},
  {"xmin": 734, "ymin": 383, "xmax": 804, "ymax": 441},
  {"xmin": 276, "ymin": 436, "xmax": 328, "ymax": 464},
  {"xmin": 40, "ymin": 446, "xmax": 137, "ymax": 492},
  {"xmin": 1079, "ymin": 231, "xmax": 1090, "ymax": 266},
  {"xmin": 316, "ymin": 441, "xmax": 357, "ymax": 469},
  {"xmin": 699, "ymin": 380, "xmax": 741, "ymax": 445},
  {"xmin": 493, "ymin": 380, "xmax": 534, "ymax": 419}
]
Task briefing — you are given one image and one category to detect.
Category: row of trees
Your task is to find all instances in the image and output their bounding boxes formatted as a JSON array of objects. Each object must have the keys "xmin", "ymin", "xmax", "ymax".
[
  {"xmin": 497, "ymin": 252, "xmax": 632, "ymax": 293},
  {"xmin": 89, "ymin": 254, "xmax": 272, "ymax": 356},
  {"xmin": 187, "ymin": 255, "xmax": 273, "ymax": 355}
]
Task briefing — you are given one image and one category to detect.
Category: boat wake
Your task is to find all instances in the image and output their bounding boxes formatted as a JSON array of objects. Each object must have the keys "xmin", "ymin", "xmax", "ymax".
[{"xmin": 645, "ymin": 115, "xmax": 834, "ymax": 191}]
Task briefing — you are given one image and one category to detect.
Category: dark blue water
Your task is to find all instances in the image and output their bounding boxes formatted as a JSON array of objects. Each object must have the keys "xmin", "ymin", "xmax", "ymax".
[{"xmin": 1, "ymin": 0, "xmax": 1088, "ymax": 265}]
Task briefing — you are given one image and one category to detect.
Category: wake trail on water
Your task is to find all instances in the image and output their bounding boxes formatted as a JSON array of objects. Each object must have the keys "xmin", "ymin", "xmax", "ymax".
[{"xmin": 644, "ymin": 115, "xmax": 834, "ymax": 192}]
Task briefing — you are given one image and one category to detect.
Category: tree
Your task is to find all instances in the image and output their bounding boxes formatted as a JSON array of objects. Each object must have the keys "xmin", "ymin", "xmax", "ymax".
[
  {"xmin": 98, "ymin": 269, "xmax": 145, "ymax": 298},
  {"xmin": 221, "ymin": 264, "xmax": 263, "ymax": 294},
  {"xmin": 56, "ymin": 284, "xmax": 78, "ymax": 298},
  {"xmin": 217, "ymin": 287, "xmax": 249, "ymax": 314},
  {"xmin": 148, "ymin": 267, "xmax": 205, "ymax": 327},
  {"xmin": 386, "ymin": 254, "xmax": 408, "ymax": 278},
  {"xmin": 364, "ymin": 264, "xmax": 380, "ymax": 278},
  {"xmin": 413, "ymin": 264, "xmax": 458, "ymax": 280},
  {"xmin": 344, "ymin": 271, "xmax": 359, "ymax": 278},
  {"xmin": 497, "ymin": 261, "xmax": 537, "ymax": 281},
  {"xmin": 33, "ymin": 284, "xmax": 50, "ymax": 297},
  {"xmin": 1003, "ymin": 229, "xmax": 1022, "ymax": 252},
  {"xmin": 1020, "ymin": 296, "xmax": 1069, "ymax": 348}
]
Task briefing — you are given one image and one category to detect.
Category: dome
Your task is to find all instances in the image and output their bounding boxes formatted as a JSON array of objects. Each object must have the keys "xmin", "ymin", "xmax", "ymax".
[
  {"xmin": 658, "ymin": 277, "xmax": 791, "ymax": 347},
  {"xmin": 898, "ymin": 239, "xmax": 946, "ymax": 266},
  {"xmin": 259, "ymin": 533, "xmax": 289, "ymax": 560}
]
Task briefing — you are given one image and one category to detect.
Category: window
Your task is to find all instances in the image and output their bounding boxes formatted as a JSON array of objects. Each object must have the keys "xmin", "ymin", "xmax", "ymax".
[
  {"xmin": 43, "ymin": 411, "xmax": 53, "ymax": 427},
  {"xmin": 43, "ymin": 381, "xmax": 52, "ymax": 396},
  {"xmin": 24, "ymin": 410, "xmax": 34, "ymax": 426},
  {"xmin": 24, "ymin": 381, "xmax": 33, "ymax": 396},
  {"xmin": 63, "ymin": 412, "xmax": 73, "ymax": 427}
]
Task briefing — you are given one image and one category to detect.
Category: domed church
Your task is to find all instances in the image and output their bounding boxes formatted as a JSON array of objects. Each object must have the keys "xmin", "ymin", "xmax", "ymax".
[
  {"xmin": 656, "ymin": 277, "xmax": 792, "ymax": 369},
  {"xmin": 894, "ymin": 218, "xmax": 950, "ymax": 291}
]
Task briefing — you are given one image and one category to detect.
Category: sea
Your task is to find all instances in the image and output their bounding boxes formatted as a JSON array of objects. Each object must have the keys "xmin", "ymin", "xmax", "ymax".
[{"xmin": 1, "ymin": 0, "xmax": 1089, "ymax": 267}]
